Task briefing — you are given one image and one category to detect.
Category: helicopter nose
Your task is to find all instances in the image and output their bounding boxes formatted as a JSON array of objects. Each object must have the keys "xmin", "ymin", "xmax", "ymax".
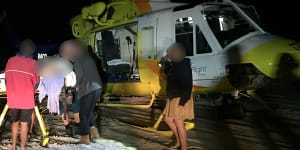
[
  {"xmin": 225, "ymin": 34, "xmax": 300, "ymax": 90},
  {"xmin": 240, "ymin": 35, "xmax": 300, "ymax": 81}
]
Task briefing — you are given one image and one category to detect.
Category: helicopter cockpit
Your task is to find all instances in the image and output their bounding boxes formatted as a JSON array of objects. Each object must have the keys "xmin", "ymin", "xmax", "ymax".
[{"xmin": 202, "ymin": 4, "xmax": 259, "ymax": 47}]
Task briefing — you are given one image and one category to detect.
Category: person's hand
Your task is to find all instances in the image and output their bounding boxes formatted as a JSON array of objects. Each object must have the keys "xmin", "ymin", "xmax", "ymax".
[
  {"xmin": 178, "ymin": 105, "xmax": 184, "ymax": 111},
  {"xmin": 163, "ymin": 55, "xmax": 171, "ymax": 62},
  {"xmin": 66, "ymin": 95, "xmax": 73, "ymax": 100}
]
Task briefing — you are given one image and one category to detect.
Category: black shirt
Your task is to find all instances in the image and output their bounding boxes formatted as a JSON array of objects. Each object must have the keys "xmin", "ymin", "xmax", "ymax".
[
  {"xmin": 165, "ymin": 58, "xmax": 193, "ymax": 106},
  {"xmin": 73, "ymin": 53, "xmax": 102, "ymax": 99}
]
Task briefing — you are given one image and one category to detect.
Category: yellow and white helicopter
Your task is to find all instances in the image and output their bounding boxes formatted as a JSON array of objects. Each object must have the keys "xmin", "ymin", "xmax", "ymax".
[
  {"xmin": 2, "ymin": 0, "xmax": 300, "ymax": 135},
  {"xmin": 66, "ymin": 0, "xmax": 300, "ymax": 135}
]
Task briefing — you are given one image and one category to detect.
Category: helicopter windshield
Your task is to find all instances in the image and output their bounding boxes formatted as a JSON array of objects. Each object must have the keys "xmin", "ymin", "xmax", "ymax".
[{"xmin": 202, "ymin": 4, "xmax": 258, "ymax": 47}]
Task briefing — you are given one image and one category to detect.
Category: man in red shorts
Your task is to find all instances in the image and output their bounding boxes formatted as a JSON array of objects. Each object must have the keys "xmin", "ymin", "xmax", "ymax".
[{"xmin": 5, "ymin": 39, "xmax": 39, "ymax": 150}]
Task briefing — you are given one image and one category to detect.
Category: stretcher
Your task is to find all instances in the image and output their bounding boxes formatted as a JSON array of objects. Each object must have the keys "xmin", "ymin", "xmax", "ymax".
[{"xmin": 0, "ymin": 104, "xmax": 49, "ymax": 147}]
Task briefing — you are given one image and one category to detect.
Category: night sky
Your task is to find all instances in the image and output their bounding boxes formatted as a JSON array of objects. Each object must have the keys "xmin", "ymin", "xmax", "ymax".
[
  {"xmin": 0, "ymin": 0, "xmax": 91, "ymax": 43},
  {"xmin": 0, "ymin": 0, "xmax": 300, "ymax": 68}
]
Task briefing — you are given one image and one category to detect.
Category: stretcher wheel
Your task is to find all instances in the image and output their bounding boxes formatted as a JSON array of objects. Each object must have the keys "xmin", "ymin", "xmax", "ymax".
[{"xmin": 40, "ymin": 135, "xmax": 49, "ymax": 147}]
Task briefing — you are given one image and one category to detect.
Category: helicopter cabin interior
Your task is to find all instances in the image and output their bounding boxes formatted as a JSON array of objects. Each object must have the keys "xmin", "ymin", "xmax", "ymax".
[{"xmin": 95, "ymin": 23, "xmax": 140, "ymax": 83}]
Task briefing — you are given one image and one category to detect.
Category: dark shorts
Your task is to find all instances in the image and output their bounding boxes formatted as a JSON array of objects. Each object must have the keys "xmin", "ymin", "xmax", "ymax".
[
  {"xmin": 9, "ymin": 109, "xmax": 33, "ymax": 123},
  {"xmin": 59, "ymin": 92, "xmax": 80, "ymax": 115}
]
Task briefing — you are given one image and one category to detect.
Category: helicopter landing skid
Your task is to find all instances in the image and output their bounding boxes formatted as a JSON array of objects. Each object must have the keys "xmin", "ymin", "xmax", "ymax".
[
  {"xmin": 97, "ymin": 92, "xmax": 195, "ymax": 136},
  {"xmin": 129, "ymin": 113, "xmax": 195, "ymax": 137}
]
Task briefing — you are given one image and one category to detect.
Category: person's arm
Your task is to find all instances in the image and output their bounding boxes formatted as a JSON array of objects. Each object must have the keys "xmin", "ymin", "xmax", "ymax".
[
  {"xmin": 178, "ymin": 64, "xmax": 193, "ymax": 106},
  {"xmin": 163, "ymin": 61, "xmax": 173, "ymax": 74},
  {"xmin": 74, "ymin": 61, "xmax": 84, "ymax": 90},
  {"xmin": 38, "ymin": 80, "xmax": 47, "ymax": 103},
  {"xmin": 32, "ymin": 61, "xmax": 40, "ymax": 89}
]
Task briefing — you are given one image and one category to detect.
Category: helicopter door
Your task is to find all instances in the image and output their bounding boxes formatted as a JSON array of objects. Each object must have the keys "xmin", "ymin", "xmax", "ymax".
[
  {"xmin": 173, "ymin": 14, "xmax": 220, "ymax": 88},
  {"xmin": 94, "ymin": 23, "xmax": 140, "ymax": 82}
]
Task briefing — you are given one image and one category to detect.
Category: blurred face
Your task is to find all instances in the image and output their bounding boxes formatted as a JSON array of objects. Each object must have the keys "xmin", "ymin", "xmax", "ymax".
[
  {"xmin": 21, "ymin": 41, "xmax": 35, "ymax": 55},
  {"xmin": 168, "ymin": 45, "xmax": 185, "ymax": 62},
  {"xmin": 40, "ymin": 64, "xmax": 58, "ymax": 77},
  {"xmin": 60, "ymin": 44, "xmax": 79, "ymax": 60}
]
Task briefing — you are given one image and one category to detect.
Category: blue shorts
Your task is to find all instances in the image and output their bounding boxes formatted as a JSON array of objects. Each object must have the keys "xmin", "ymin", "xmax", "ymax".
[{"xmin": 59, "ymin": 92, "xmax": 80, "ymax": 115}]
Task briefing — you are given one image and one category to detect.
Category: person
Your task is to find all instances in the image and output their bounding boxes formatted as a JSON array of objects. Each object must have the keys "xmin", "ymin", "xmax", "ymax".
[
  {"xmin": 59, "ymin": 40, "xmax": 102, "ymax": 144},
  {"xmin": 59, "ymin": 70, "xmax": 80, "ymax": 136},
  {"xmin": 162, "ymin": 43, "xmax": 194, "ymax": 150},
  {"xmin": 5, "ymin": 39, "xmax": 39, "ymax": 150},
  {"xmin": 37, "ymin": 57, "xmax": 80, "ymax": 136}
]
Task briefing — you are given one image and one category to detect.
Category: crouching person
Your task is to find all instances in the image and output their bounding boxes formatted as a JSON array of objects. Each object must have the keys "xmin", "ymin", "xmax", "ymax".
[
  {"xmin": 5, "ymin": 39, "xmax": 39, "ymax": 150},
  {"xmin": 59, "ymin": 71, "xmax": 80, "ymax": 136},
  {"xmin": 59, "ymin": 40, "xmax": 102, "ymax": 144}
]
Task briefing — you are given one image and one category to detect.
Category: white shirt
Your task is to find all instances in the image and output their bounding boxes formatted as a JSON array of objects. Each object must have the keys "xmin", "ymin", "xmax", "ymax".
[{"xmin": 64, "ymin": 71, "xmax": 76, "ymax": 87}]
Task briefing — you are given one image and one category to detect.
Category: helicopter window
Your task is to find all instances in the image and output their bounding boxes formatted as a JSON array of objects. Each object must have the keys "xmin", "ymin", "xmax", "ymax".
[
  {"xmin": 196, "ymin": 25, "xmax": 212, "ymax": 54},
  {"xmin": 203, "ymin": 5, "xmax": 257, "ymax": 47},
  {"xmin": 141, "ymin": 26, "xmax": 155, "ymax": 59},
  {"xmin": 94, "ymin": 23, "xmax": 140, "ymax": 82},
  {"xmin": 241, "ymin": 6, "xmax": 262, "ymax": 26},
  {"xmin": 175, "ymin": 17, "xmax": 194, "ymax": 56}
]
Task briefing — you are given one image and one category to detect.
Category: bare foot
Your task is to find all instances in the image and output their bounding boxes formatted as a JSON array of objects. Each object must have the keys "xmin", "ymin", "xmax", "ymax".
[{"xmin": 170, "ymin": 143, "xmax": 180, "ymax": 149}]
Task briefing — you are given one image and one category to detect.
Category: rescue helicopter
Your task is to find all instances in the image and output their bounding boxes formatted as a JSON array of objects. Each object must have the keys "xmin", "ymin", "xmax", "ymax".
[
  {"xmin": 1, "ymin": 0, "xmax": 300, "ymax": 136},
  {"xmin": 67, "ymin": 0, "xmax": 300, "ymax": 135}
]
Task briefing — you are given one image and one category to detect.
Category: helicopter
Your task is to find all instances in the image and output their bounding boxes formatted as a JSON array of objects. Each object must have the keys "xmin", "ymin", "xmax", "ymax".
[
  {"xmin": 1, "ymin": 0, "xmax": 300, "ymax": 136},
  {"xmin": 67, "ymin": 0, "xmax": 300, "ymax": 135}
]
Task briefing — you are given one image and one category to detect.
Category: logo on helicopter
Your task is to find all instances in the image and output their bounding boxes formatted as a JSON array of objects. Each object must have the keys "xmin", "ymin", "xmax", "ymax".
[{"xmin": 191, "ymin": 65, "xmax": 207, "ymax": 75}]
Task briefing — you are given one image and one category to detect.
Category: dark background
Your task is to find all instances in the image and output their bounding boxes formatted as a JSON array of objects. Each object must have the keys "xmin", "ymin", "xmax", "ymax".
[{"xmin": 0, "ymin": 0, "xmax": 299, "ymax": 68}]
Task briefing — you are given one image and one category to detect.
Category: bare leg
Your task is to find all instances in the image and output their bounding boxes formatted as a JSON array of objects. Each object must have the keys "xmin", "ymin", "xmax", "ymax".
[
  {"xmin": 61, "ymin": 114, "xmax": 69, "ymax": 126},
  {"xmin": 20, "ymin": 122, "xmax": 28, "ymax": 150},
  {"xmin": 11, "ymin": 122, "xmax": 19, "ymax": 150},
  {"xmin": 174, "ymin": 120, "xmax": 187, "ymax": 150},
  {"xmin": 164, "ymin": 117, "xmax": 180, "ymax": 148},
  {"xmin": 62, "ymin": 114, "xmax": 74, "ymax": 136},
  {"xmin": 29, "ymin": 112, "xmax": 35, "ymax": 133},
  {"xmin": 73, "ymin": 113, "xmax": 80, "ymax": 124}
]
